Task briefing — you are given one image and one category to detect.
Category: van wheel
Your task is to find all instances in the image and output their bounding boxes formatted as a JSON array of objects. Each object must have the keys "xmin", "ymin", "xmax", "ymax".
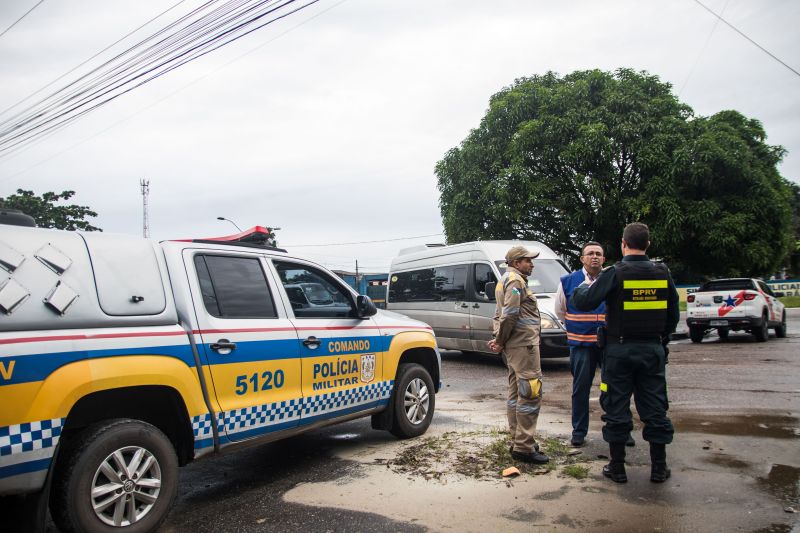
[
  {"xmin": 753, "ymin": 312, "xmax": 769, "ymax": 342},
  {"xmin": 51, "ymin": 419, "xmax": 178, "ymax": 533},
  {"xmin": 689, "ymin": 327, "xmax": 705, "ymax": 343},
  {"xmin": 775, "ymin": 311, "xmax": 787, "ymax": 338},
  {"xmin": 390, "ymin": 364, "xmax": 435, "ymax": 439}
]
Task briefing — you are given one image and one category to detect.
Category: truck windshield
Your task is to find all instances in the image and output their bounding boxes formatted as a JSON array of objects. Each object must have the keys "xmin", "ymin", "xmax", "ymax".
[{"xmin": 495, "ymin": 258, "xmax": 569, "ymax": 294}]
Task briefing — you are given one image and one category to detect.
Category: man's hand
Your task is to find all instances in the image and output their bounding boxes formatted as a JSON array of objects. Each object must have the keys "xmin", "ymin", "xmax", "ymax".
[{"xmin": 487, "ymin": 340, "xmax": 503, "ymax": 353}]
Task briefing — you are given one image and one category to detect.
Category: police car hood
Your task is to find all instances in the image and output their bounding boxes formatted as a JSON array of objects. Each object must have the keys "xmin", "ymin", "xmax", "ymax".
[{"xmin": 373, "ymin": 309, "xmax": 433, "ymax": 332}]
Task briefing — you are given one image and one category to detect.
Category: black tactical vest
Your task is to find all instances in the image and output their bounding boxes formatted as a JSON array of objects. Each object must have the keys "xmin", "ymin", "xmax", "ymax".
[{"xmin": 606, "ymin": 260, "xmax": 670, "ymax": 339}]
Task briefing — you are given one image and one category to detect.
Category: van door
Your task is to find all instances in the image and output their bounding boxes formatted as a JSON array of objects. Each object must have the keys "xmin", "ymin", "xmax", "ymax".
[
  {"xmin": 433, "ymin": 264, "xmax": 471, "ymax": 351},
  {"xmin": 270, "ymin": 260, "xmax": 388, "ymax": 426},
  {"xmin": 189, "ymin": 252, "xmax": 303, "ymax": 443},
  {"xmin": 468, "ymin": 263, "xmax": 498, "ymax": 352}
]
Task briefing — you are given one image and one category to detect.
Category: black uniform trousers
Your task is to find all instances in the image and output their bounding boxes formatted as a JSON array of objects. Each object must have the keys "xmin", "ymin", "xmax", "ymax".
[{"xmin": 599, "ymin": 340, "xmax": 674, "ymax": 445}]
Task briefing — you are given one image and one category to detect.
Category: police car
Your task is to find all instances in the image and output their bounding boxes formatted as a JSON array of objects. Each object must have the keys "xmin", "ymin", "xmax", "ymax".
[
  {"xmin": 0, "ymin": 222, "xmax": 440, "ymax": 532},
  {"xmin": 685, "ymin": 278, "xmax": 787, "ymax": 342}
]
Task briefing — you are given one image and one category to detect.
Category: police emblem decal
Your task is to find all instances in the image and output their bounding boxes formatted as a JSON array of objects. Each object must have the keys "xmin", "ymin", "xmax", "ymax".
[{"xmin": 360, "ymin": 354, "xmax": 375, "ymax": 383}]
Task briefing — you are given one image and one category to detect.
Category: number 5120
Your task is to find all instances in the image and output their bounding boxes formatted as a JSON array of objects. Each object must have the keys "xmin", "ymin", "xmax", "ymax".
[{"xmin": 235, "ymin": 370, "xmax": 285, "ymax": 395}]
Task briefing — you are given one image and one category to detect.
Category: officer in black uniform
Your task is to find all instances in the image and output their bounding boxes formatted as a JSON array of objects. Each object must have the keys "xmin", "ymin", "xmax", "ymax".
[{"xmin": 572, "ymin": 222, "xmax": 679, "ymax": 484}]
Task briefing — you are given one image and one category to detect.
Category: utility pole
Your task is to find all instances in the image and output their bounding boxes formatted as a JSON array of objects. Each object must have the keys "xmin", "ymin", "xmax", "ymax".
[{"xmin": 140, "ymin": 179, "xmax": 150, "ymax": 238}]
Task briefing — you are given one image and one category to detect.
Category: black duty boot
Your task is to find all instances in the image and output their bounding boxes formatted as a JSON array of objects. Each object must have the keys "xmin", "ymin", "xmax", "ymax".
[
  {"xmin": 649, "ymin": 442, "xmax": 671, "ymax": 483},
  {"xmin": 602, "ymin": 442, "xmax": 627, "ymax": 483}
]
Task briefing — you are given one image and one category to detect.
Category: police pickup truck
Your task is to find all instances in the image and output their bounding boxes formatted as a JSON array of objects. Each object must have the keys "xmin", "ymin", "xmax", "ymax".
[
  {"xmin": 685, "ymin": 278, "xmax": 787, "ymax": 343},
  {"xmin": 0, "ymin": 223, "xmax": 440, "ymax": 532}
]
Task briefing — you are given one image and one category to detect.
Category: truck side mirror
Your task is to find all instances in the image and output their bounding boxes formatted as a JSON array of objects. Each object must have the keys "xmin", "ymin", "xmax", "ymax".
[
  {"xmin": 484, "ymin": 282, "xmax": 496, "ymax": 301},
  {"xmin": 356, "ymin": 295, "xmax": 378, "ymax": 318}
]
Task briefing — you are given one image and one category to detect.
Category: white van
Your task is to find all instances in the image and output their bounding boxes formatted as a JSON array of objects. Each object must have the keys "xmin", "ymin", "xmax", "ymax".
[{"xmin": 387, "ymin": 241, "xmax": 569, "ymax": 358}]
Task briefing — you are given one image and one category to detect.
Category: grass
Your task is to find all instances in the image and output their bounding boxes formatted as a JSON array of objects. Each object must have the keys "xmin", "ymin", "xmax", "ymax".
[
  {"xmin": 387, "ymin": 430, "xmax": 591, "ymax": 481},
  {"xmin": 779, "ymin": 295, "xmax": 800, "ymax": 308},
  {"xmin": 562, "ymin": 464, "xmax": 590, "ymax": 479},
  {"xmin": 680, "ymin": 301, "xmax": 687, "ymax": 311}
]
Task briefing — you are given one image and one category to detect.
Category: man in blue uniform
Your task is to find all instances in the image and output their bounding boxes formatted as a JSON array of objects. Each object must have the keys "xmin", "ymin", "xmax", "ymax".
[{"xmin": 572, "ymin": 223, "xmax": 679, "ymax": 483}]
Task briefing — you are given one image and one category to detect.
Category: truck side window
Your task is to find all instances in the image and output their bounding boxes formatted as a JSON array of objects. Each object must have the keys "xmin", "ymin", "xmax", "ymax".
[
  {"xmin": 274, "ymin": 261, "xmax": 354, "ymax": 318},
  {"xmin": 194, "ymin": 255, "xmax": 277, "ymax": 319}
]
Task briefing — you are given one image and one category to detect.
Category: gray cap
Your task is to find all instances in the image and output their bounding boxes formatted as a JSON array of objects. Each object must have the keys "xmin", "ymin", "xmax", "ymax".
[{"xmin": 505, "ymin": 245, "xmax": 540, "ymax": 262}]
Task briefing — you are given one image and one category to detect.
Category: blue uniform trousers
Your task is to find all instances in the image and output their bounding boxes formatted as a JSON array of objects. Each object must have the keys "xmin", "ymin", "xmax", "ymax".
[{"xmin": 569, "ymin": 345, "xmax": 602, "ymax": 441}]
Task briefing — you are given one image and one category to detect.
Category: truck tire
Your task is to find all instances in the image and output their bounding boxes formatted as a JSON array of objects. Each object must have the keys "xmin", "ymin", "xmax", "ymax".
[
  {"xmin": 389, "ymin": 363, "xmax": 435, "ymax": 439},
  {"xmin": 717, "ymin": 328, "xmax": 729, "ymax": 341},
  {"xmin": 689, "ymin": 326, "xmax": 705, "ymax": 343},
  {"xmin": 51, "ymin": 419, "xmax": 178, "ymax": 533},
  {"xmin": 753, "ymin": 312, "xmax": 769, "ymax": 342},
  {"xmin": 775, "ymin": 311, "xmax": 787, "ymax": 338}
]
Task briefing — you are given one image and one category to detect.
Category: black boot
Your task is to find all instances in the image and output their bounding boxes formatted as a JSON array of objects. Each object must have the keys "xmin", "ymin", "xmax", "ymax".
[
  {"xmin": 602, "ymin": 442, "xmax": 627, "ymax": 483},
  {"xmin": 650, "ymin": 442, "xmax": 671, "ymax": 483}
]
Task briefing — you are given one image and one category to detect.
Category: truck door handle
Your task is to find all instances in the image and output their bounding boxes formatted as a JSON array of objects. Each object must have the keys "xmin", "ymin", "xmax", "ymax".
[
  {"xmin": 303, "ymin": 336, "xmax": 321, "ymax": 349},
  {"xmin": 472, "ymin": 303, "xmax": 480, "ymax": 308},
  {"xmin": 210, "ymin": 339, "xmax": 236, "ymax": 354},
  {"xmin": 460, "ymin": 303, "xmax": 468, "ymax": 308}
]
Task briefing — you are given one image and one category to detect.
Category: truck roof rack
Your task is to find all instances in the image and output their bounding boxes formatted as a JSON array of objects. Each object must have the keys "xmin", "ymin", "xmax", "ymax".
[{"xmin": 175, "ymin": 226, "xmax": 288, "ymax": 252}]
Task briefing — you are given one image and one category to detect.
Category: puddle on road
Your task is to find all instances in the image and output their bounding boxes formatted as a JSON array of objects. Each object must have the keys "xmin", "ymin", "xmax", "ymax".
[
  {"xmin": 757, "ymin": 464, "xmax": 800, "ymax": 506},
  {"xmin": 704, "ymin": 453, "xmax": 752, "ymax": 470},
  {"xmin": 672, "ymin": 414, "xmax": 800, "ymax": 439}
]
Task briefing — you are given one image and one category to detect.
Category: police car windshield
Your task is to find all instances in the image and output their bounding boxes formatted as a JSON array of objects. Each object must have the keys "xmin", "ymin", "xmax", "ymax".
[{"xmin": 495, "ymin": 258, "xmax": 568, "ymax": 294}]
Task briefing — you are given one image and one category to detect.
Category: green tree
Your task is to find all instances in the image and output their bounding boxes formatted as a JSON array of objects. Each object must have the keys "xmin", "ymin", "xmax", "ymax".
[
  {"xmin": 436, "ymin": 68, "xmax": 793, "ymax": 278},
  {"xmin": 0, "ymin": 189, "xmax": 101, "ymax": 231}
]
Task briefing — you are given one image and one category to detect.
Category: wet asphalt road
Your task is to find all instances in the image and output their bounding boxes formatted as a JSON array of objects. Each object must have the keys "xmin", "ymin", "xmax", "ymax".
[{"xmin": 30, "ymin": 311, "xmax": 800, "ymax": 532}]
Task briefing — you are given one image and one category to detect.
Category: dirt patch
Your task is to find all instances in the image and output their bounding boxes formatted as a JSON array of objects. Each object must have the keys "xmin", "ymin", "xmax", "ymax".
[
  {"xmin": 378, "ymin": 429, "xmax": 590, "ymax": 481},
  {"xmin": 757, "ymin": 464, "xmax": 800, "ymax": 506}
]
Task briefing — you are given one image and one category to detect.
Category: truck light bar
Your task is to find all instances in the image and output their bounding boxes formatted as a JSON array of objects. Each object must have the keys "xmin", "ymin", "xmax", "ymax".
[{"xmin": 173, "ymin": 226, "xmax": 287, "ymax": 252}]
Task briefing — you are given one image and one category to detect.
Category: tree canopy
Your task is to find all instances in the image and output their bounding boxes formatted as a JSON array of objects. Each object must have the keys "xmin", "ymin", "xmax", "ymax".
[
  {"xmin": 436, "ymin": 68, "xmax": 793, "ymax": 279},
  {"xmin": 0, "ymin": 189, "xmax": 101, "ymax": 231}
]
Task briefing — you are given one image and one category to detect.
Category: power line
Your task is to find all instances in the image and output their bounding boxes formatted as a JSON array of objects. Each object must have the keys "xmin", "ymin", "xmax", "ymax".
[
  {"xmin": 0, "ymin": 0, "xmax": 189, "ymax": 120},
  {"xmin": 0, "ymin": 0, "xmax": 322, "ymax": 157},
  {"xmin": 285, "ymin": 233, "xmax": 445, "ymax": 248},
  {"xmin": 0, "ymin": 0, "xmax": 348, "ymax": 182},
  {"xmin": 0, "ymin": 0, "xmax": 45, "ymax": 39},
  {"xmin": 693, "ymin": 0, "xmax": 800, "ymax": 79},
  {"xmin": 679, "ymin": 0, "xmax": 729, "ymax": 96}
]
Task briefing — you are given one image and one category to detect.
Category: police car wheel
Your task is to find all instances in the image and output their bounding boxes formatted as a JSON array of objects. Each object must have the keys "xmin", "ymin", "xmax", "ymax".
[
  {"xmin": 389, "ymin": 364, "xmax": 435, "ymax": 439},
  {"xmin": 51, "ymin": 419, "xmax": 179, "ymax": 533}
]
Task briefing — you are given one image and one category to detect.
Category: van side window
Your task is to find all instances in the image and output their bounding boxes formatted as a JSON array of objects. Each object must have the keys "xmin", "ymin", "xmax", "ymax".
[
  {"xmin": 473, "ymin": 264, "xmax": 497, "ymax": 301},
  {"xmin": 274, "ymin": 261, "xmax": 354, "ymax": 318},
  {"xmin": 389, "ymin": 265, "xmax": 467, "ymax": 302},
  {"xmin": 194, "ymin": 255, "xmax": 277, "ymax": 319}
]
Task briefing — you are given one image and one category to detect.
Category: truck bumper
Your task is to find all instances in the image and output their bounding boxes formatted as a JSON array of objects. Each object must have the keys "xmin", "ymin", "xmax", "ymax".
[{"xmin": 540, "ymin": 331, "xmax": 569, "ymax": 358}]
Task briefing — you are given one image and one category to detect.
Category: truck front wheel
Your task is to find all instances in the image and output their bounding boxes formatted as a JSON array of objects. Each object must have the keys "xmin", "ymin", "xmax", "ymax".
[
  {"xmin": 51, "ymin": 419, "xmax": 178, "ymax": 533},
  {"xmin": 389, "ymin": 363, "xmax": 435, "ymax": 439}
]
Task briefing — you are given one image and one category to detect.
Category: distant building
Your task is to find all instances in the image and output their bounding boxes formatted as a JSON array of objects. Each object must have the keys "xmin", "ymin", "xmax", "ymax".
[{"xmin": 333, "ymin": 270, "xmax": 388, "ymax": 308}]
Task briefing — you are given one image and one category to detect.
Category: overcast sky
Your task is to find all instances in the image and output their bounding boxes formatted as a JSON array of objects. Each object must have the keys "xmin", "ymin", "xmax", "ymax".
[{"xmin": 1, "ymin": 0, "xmax": 798, "ymax": 271}]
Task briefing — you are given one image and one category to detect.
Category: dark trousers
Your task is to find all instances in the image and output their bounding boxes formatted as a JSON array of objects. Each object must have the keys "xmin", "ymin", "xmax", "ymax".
[
  {"xmin": 569, "ymin": 345, "xmax": 601, "ymax": 440},
  {"xmin": 600, "ymin": 341, "xmax": 674, "ymax": 445}
]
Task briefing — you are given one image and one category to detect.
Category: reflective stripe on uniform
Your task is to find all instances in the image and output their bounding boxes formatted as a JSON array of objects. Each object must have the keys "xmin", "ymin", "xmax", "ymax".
[
  {"xmin": 600, "ymin": 382, "xmax": 607, "ymax": 392},
  {"xmin": 564, "ymin": 313, "xmax": 606, "ymax": 322},
  {"xmin": 516, "ymin": 318, "xmax": 539, "ymax": 326},
  {"xmin": 623, "ymin": 280, "xmax": 668, "ymax": 289},
  {"xmin": 567, "ymin": 332, "xmax": 597, "ymax": 342},
  {"xmin": 517, "ymin": 404, "xmax": 540, "ymax": 415},
  {"xmin": 624, "ymin": 301, "xmax": 668, "ymax": 310},
  {"xmin": 503, "ymin": 306, "xmax": 520, "ymax": 315}
]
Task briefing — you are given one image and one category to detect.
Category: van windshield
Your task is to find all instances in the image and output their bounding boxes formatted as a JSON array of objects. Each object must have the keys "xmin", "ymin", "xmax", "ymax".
[{"xmin": 495, "ymin": 259, "xmax": 568, "ymax": 294}]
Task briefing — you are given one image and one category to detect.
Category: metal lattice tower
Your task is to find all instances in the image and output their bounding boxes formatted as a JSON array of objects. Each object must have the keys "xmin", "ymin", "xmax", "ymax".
[{"xmin": 140, "ymin": 179, "xmax": 150, "ymax": 238}]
